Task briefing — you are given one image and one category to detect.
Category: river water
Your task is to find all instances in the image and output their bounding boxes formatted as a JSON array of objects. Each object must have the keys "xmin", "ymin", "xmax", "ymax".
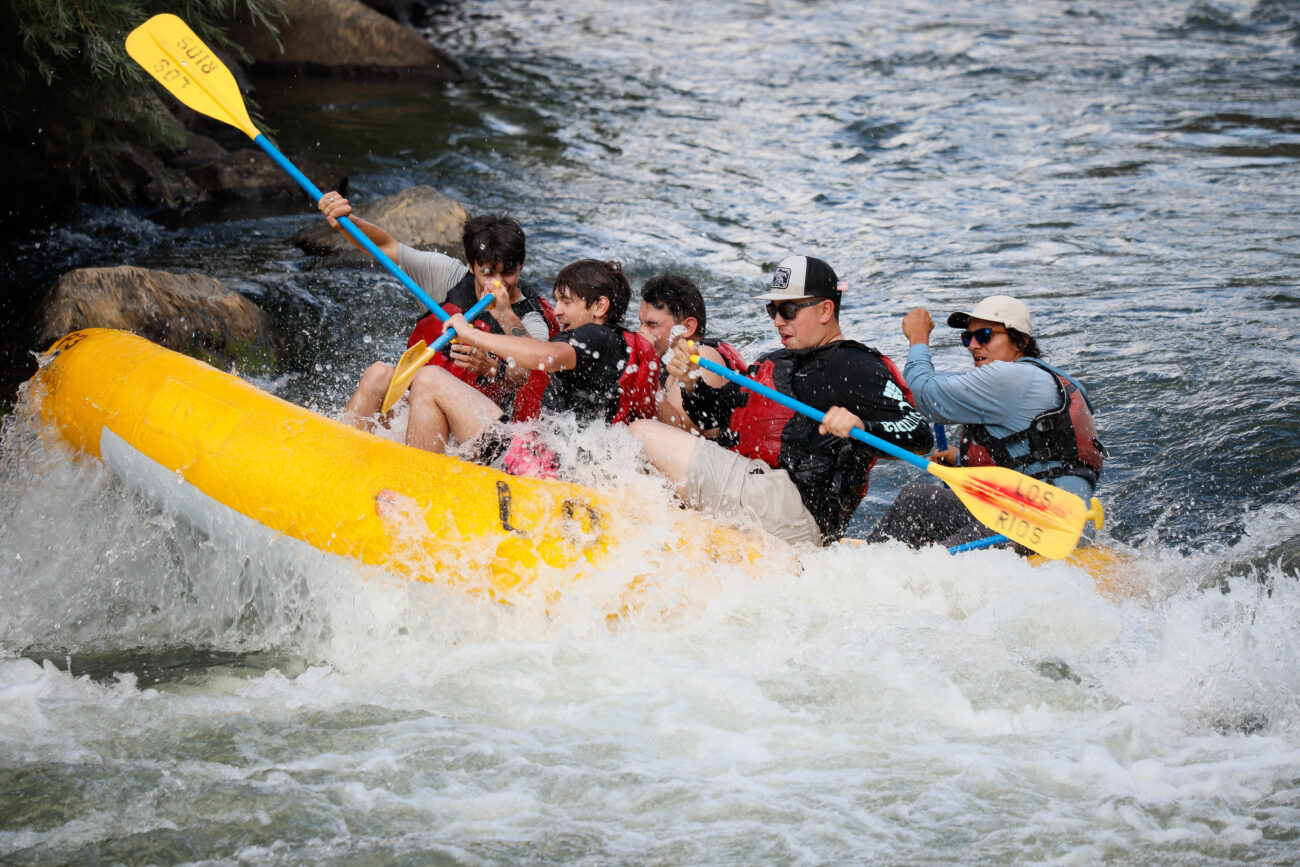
[{"xmin": 4, "ymin": 0, "xmax": 1300, "ymax": 862}]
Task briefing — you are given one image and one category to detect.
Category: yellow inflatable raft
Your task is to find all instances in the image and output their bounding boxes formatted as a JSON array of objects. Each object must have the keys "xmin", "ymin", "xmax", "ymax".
[
  {"xmin": 34, "ymin": 329, "xmax": 774, "ymax": 607},
  {"xmin": 34, "ymin": 329, "xmax": 1129, "ymax": 605}
]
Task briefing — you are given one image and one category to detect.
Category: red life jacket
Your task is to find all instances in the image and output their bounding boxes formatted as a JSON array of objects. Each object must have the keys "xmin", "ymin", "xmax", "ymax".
[
  {"xmin": 406, "ymin": 274, "xmax": 560, "ymax": 422},
  {"xmin": 610, "ymin": 330, "xmax": 662, "ymax": 424},
  {"xmin": 728, "ymin": 357, "xmax": 793, "ymax": 468},
  {"xmin": 728, "ymin": 344, "xmax": 914, "ymax": 470},
  {"xmin": 959, "ymin": 358, "xmax": 1105, "ymax": 486}
]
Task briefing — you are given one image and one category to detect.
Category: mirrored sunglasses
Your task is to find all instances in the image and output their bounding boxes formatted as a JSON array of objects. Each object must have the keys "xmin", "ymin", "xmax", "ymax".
[
  {"xmin": 765, "ymin": 298, "xmax": 823, "ymax": 320},
  {"xmin": 960, "ymin": 327, "xmax": 1007, "ymax": 347}
]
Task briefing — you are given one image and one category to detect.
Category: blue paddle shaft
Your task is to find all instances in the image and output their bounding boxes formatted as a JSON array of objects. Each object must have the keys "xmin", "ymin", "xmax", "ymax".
[
  {"xmin": 934, "ymin": 424, "xmax": 948, "ymax": 450},
  {"xmin": 252, "ymin": 133, "xmax": 472, "ymax": 329},
  {"xmin": 429, "ymin": 294, "xmax": 496, "ymax": 355},
  {"xmin": 693, "ymin": 356, "xmax": 929, "ymax": 471},
  {"xmin": 947, "ymin": 534, "xmax": 1011, "ymax": 554}
]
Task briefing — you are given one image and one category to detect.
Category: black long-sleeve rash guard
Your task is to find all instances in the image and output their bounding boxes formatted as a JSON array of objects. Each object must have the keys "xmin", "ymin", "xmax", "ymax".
[{"xmin": 683, "ymin": 339, "xmax": 933, "ymax": 542}]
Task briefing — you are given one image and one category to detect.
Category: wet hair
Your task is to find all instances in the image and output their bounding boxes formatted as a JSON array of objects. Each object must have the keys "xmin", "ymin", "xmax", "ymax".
[
  {"xmin": 462, "ymin": 213, "xmax": 526, "ymax": 273},
  {"xmin": 554, "ymin": 259, "xmax": 632, "ymax": 325},
  {"xmin": 1007, "ymin": 328, "xmax": 1043, "ymax": 358},
  {"xmin": 641, "ymin": 273, "xmax": 707, "ymax": 335}
]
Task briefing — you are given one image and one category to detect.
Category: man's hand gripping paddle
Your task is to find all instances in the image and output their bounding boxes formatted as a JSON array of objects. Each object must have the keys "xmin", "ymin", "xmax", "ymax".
[
  {"xmin": 125, "ymin": 13, "xmax": 492, "ymax": 406},
  {"xmin": 689, "ymin": 352, "xmax": 1104, "ymax": 559},
  {"xmin": 380, "ymin": 282, "xmax": 505, "ymax": 413},
  {"xmin": 379, "ymin": 293, "xmax": 494, "ymax": 413}
]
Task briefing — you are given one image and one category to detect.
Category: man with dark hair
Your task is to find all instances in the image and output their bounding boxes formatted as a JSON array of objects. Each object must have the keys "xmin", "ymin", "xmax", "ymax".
[
  {"xmin": 400, "ymin": 259, "xmax": 660, "ymax": 469},
  {"xmin": 638, "ymin": 273, "xmax": 711, "ymax": 348},
  {"xmin": 866, "ymin": 295, "xmax": 1104, "ymax": 550},
  {"xmin": 630, "ymin": 256, "xmax": 932, "ymax": 547},
  {"xmin": 316, "ymin": 191, "xmax": 559, "ymax": 427},
  {"xmin": 637, "ymin": 273, "xmax": 747, "ymax": 433}
]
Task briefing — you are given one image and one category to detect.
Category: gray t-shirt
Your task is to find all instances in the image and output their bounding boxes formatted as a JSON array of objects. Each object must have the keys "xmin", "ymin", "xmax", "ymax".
[
  {"xmin": 396, "ymin": 244, "xmax": 549, "ymax": 340},
  {"xmin": 396, "ymin": 244, "xmax": 467, "ymax": 305}
]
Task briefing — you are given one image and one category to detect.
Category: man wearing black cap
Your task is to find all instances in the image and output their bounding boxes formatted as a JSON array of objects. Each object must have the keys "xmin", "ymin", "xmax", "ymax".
[{"xmin": 628, "ymin": 255, "xmax": 932, "ymax": 547}]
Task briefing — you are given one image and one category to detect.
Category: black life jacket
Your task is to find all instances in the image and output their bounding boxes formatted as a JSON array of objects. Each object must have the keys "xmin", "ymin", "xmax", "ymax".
[
  {"xmin": 406, "ymin": 273, "xmax": 560, "ymax": 421},
  {"xmin": 726, "ymin": 342, "xmax": 914, "ymax": 542},
  {"xmin": 727, "ymin": 343, "xmax": 913, "ymax": 469},
  {"xmin": 959, "ymin": 358, "xmax": 1106, "ymax": 487}
]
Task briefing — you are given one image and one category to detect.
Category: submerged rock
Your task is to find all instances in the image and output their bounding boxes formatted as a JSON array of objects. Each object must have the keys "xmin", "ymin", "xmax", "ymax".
[
  {"xmin": 35, "ymin": 266, "xmax": 274, "ymax": 370},
  {"xmin": 168, "ymin": 131, "xmax": 230, "ymax": 171},
  {"xmin": 290, "ymin": 184, "xmax": 469, "ymax": 267}
]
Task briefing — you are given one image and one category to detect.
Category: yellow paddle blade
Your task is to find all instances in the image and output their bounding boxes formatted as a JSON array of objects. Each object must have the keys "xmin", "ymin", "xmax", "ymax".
[
  {"xmin": 126, "ymin": 14, "xmax": 260, "ymax": 140},
  {"xmin": 381, "ymin": 341, "xmax": 438, "ymax": 414},
  {"xmin": 929, "ymin": 463, "xmax": 1105, "ymax": 560}
]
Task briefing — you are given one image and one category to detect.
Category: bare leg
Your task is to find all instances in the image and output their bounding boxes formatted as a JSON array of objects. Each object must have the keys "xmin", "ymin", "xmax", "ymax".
[
  {"xmin": 628, "ymin": 419, "xmax": 701, "ymax": 498},
  {"xmin": 343, "ymin": 362, "xmax": 396, "ymax": 430},
  {"xmin": 406, "ymin": 366, "xmax": 504, "ymax": 454}
]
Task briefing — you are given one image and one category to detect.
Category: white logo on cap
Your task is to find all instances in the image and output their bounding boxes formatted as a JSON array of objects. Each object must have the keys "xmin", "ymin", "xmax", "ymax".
[{"xmin": 771, "ymin": 267, "xmax": 792, "ymax": 290}]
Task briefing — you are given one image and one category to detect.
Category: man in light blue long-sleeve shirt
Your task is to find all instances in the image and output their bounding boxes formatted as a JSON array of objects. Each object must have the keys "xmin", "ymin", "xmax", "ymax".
[{"xmin": 867, "ymin": 295, "xmax": 1104, "ymax": 550}]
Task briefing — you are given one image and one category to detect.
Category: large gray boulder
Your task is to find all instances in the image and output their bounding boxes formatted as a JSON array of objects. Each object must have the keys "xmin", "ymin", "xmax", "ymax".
[
  {"xmin": 235, "ymin": 0, "xmax": 468, "ymax": 80},
  {"xmin": 36, "ymin": 266, "xmax": 272, "ymax": 367},
  {"xmin": 291, "ymin": 185, "xmax": 470, "ymax": 267}
]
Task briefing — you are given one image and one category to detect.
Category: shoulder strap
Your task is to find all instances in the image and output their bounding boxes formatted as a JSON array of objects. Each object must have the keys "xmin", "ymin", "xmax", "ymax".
[
  {"xmin": 1019, "ymin": 357, "xmax": 1093, "ymax": 411},
  {"xmin": 446, "ymin": 271, "xmax": 479, "ymax": 311}
]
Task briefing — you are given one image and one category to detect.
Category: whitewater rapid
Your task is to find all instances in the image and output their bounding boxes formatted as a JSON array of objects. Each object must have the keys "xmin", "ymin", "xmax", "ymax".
[{"xmin": 3, "ymin": 395, "xmax": 1298, "ymax": 863}]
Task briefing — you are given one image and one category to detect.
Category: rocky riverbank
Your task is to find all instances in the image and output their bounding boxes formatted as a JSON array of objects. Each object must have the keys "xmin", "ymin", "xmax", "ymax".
[
  {"xmin": 129, "ymin": 0, "xmax": 468, "ymax": 213},
  {"xmin": 13, "ymin": 184, "xmax": 473, "ymax": 408},
  {"xmin": 3, "ymin": 0, "xmax": 472, "ymax": 407}
]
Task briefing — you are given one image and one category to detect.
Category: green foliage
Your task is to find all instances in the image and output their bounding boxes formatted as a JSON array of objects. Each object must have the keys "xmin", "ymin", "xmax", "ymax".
[{"xmin": 0, "ymin": 0, "xmax": 285, "ymax": 211}]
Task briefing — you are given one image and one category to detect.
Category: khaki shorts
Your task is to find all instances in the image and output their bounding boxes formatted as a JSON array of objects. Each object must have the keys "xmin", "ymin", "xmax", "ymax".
[{"xmin": 681, "ymin": 439, "xmax": 823, "ymax": 547}]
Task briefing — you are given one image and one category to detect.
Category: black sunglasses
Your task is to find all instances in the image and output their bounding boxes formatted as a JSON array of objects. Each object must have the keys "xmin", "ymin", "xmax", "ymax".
[
  {"xmin": 960, "ymin": 327, "xmax": 1006, "ymax": 347},
  {"xmin": 766, "ymin": 298, "xmax": 824, "ymax": 320}
]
